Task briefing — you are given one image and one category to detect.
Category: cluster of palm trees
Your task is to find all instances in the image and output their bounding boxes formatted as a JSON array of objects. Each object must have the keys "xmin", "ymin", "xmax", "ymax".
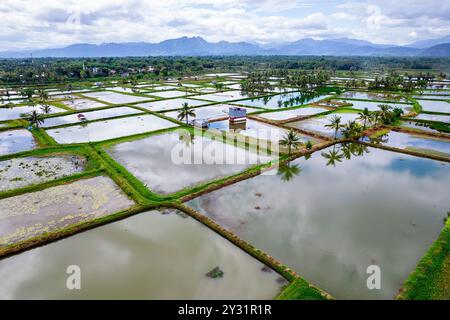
[
  {"xmin": 26, "ymin": 89, "xmax": 52, "ymax": 128},
  {"xmin": 325, "ymin": 104, "xmax": 404, "ymax": 140}
]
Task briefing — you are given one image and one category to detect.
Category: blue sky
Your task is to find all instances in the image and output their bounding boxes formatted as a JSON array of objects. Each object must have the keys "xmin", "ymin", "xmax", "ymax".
[{"xmin": 0, "ymin": 0, "xmax": 449, "ymax": 51}]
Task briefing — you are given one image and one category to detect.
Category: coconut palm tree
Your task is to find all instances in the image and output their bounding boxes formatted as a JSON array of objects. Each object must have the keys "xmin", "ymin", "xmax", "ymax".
[
  {"xmin": 392, "ymin": 107, "xmax": 404, "ymax": 118},
  {"xmin": 357, "ymin": 107, "xmax": 371, "ymax": 130},
  {"xmin": 177, "ymin": 103, "xmax": 196, "ymax": 125},
  {"xmin": 38, "ymin": 90, "xmax": 49, "ymax": 102},
  {"xmin": 325, "ymin": 115, "xmax": 342, "ymax": 139},
  {"xmin": 280, "ymin": 130, "xmax": 302, "ymax": 155},
  {"xmin": 40, "ymin": 104, "xmax": 52, "ymax": 114},
  {"xmin": 378, "ymin": 104, "xmax": 393, "ymax": 124},
  {"xmin": 340, "ymin": 120, "xmax": 361, "ymax": 139},
  {"xmin": 27, "ymin": 110, "xmax": 44, "ymax": 128}
]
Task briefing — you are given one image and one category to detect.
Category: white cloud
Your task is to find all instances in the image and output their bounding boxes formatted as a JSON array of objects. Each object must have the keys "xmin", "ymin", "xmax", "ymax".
[{"xmin": 0, "ymin": 0, "xmax": 448, "ymax": 50}]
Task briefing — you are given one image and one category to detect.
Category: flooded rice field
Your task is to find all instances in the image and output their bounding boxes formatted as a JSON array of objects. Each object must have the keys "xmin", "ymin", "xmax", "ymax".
[
  {"xmin": 417, "ymin": 100, "xmax": 450, "ymax": 113},
  {"xmin": 0, "ymin": 176, "xmax": 135, "ymax": 246},
  {"xmin": 236, "ymin": 92, "xmax": 331, "ymax": 109},
  {"xmin": 106, "ymin": 131, "xmax": 276, "ymax": 194},
  {"xmin": 81, "ymin": 91, "xmax": 151, "ymax": 104},
  {"xmin": 42, "ymin": 107, "xmax": 142, "ymax": 128},
  {"xmin": 337, "ymin": 100, "xmax": 413, "ymax": 112},
  {"xmin": 257, "ymin": 107, "xmax": 329, "ymax": 121},
  {"xmin": 286, "ymin": 112, "xmax": 360, "ymax": 137},
  {"xmin": 188, "ymin": 145, "xmax": 449, "ymax": 299},
  {"xmin": 59, "ymin": 98, "xmax": 107, "ymax": 110},
  {"xmin": 0, "ymin": 130, "xmax": 36, "ymax": 156},
  {"xmin": 414, "ymin": 113, "xmax": 450, "ymax": 123},
  {"xmin": 136, "ymin": 98, "xmax": 208, "ymax": 111},
  {"xmin": 0, "ymin": 209, "xmax": 284, "ymax": 299},
  {"xmin": 46, "ymin": 114, "xmax": 178, "ymax": 143},
  {"xmin": 163, "ymin": 104, "xmax": 258, "ymax": 121},
  {"xmin": 339, "ymin": 91, "xmax": 407, "ymax": 102},
  {"xmin": 0, "ymin": 104, "xmax": 66, "ymax": 121},
  {"xmin": 380, "ymin": 131, "xmax": 450, "ymax": 156}
]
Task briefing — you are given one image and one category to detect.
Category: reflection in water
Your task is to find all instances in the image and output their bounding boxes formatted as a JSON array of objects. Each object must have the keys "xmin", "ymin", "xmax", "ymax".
[
  {"xmin": 0, "ymin": 210, "xmax": 284, "ymax": 299},
  {"xmin": 320, "ymin": 143, "xmax": 369, "ymax": 167},
  {"xmin": 188, "ymin": 145, "xmax": 449, "ymax": 299},
  {"xmin": 277, "ymin": 163, "xmax": 302, "ymax": 182}
]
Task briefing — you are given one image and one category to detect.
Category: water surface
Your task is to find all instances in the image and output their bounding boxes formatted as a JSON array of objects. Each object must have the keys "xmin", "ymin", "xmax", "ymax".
[
  {"xmin": 188, "ymin": 145, "xmax": 449, "ymax": 299},
  {"xmin": 0, "ymin": 210, "xmax": 284, "ymax": 299}
]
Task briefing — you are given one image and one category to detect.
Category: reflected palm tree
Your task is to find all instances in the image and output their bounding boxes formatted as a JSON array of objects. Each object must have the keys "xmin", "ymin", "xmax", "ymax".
[
  {"xmin": 321, "ymin": 147, "xmax": 343, "ymax": 167},
  {"xmin": 277, "ymin": 163, "xmax": 302, "ymax": 182},
  {"xmin": 178, "ymin": 131, "xmax": 195, "ymax": 147}
]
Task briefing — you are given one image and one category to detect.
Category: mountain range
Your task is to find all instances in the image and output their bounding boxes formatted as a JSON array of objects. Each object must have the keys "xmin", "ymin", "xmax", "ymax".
[{"xmin": 1, "ymin": 36, "xmax": 450, "ymax": 58}]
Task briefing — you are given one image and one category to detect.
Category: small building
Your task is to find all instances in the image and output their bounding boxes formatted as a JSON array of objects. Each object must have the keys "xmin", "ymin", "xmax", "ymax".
[{"xmin": 229, "ymin": 107, "xmax": 247, "ymax": 122}]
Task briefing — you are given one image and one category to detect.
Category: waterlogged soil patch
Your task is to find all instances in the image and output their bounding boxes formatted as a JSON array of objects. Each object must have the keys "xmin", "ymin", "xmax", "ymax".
[
  {"xmin": 0, "ymin": 155, "xmax": 85, "ymax": 192},
  {"xmin": 0, "ymin": 130, "xmax": 37, "ymax": 156},
  {"xmin": 46, "ymin": 114, "xmax": 178, "ymax": 143},
  {"xmin": 0, "ymin": 209, "xmax": 283, "ymax": 299},
  {"xmin": 106, "ymin": 131, "xmax": 276, "ymax": 194},
  {"xmin": 0, "ymin": 176, "xmax": 135, "ymax": 247}
]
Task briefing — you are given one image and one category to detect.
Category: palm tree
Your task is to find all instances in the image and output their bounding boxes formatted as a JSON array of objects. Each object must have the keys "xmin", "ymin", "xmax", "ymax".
[
  {"xmin": 38, "ymin": 90, "xmax": 49, "ymax": 102},
  {"xmin": 357, "ymin": 107, "xmax": 371, "ymax": 130},
  {"xmin": 325, "ymin": 115, "xmax": 342, "ymax": 139},
  {"xmin": 27, "ymin": 110, "xmax": 44, "ymax": 128},
  {"xmin": 177, "ymin": 103, "xmax": 196, "ymax": 125},
  {"xmin": 392, "ymin": 107, "xmax": 404, "ymax": 118},
  {"xmin": 277, "ymin": 163, "xmax": 302, "ymax": 182},
  {"xmin": 280, "ymin": 130, "xmax": 302, "ymax": 155},
  {"xmin": 340, "ymin": 120, "xmax": 361, "ymax": 139},
  {"xmin": 378, "ymin": 104, "xmax": 393, "ymax": 124},
  {"xmin": 40, "ymin": 104, "xmax": 52, "ymax": 114}
]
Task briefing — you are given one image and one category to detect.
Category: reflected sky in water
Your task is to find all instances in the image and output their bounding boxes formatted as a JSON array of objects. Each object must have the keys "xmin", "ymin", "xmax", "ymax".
[
  {"xmin": 188, "ymin": 144, "xmax": 449, "ymax": 299},
  {"xmin": 0, "ymin": 210, "xmax": 283, "ymax": 299}
]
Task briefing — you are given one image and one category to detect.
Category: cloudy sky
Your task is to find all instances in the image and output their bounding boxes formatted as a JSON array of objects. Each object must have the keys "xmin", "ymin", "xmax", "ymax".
[{"xmin": 0, "ymin": 0, "xmax": 449, "ymax": 51}]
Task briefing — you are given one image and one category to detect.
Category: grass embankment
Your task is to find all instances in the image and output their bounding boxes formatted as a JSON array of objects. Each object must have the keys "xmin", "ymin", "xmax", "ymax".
[{"xmin": 396, "ymin": 217, "xmax": 450, "ymax": 300}]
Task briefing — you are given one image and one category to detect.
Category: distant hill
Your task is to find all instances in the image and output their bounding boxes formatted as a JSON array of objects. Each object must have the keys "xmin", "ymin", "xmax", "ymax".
[
  {"xmin": 408, "ymin": 35, "xmax": 450, "ymax": 49},
  {"xmin": 420, "ymin": 43, "xmax": 450, "ymax": 57},
  {"xmin": 1, "ymin": 36, "xmax": 449, "ymax": 58}
]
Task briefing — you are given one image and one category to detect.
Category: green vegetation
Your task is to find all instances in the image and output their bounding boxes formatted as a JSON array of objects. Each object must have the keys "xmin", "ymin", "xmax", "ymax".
[
  {"xmin": 276, "ymin": 278, "xmax": 329, "ymax": 300},
  {"xmin": 396, "ymin": 217, "xmax": 450, "ymax": 300}
]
